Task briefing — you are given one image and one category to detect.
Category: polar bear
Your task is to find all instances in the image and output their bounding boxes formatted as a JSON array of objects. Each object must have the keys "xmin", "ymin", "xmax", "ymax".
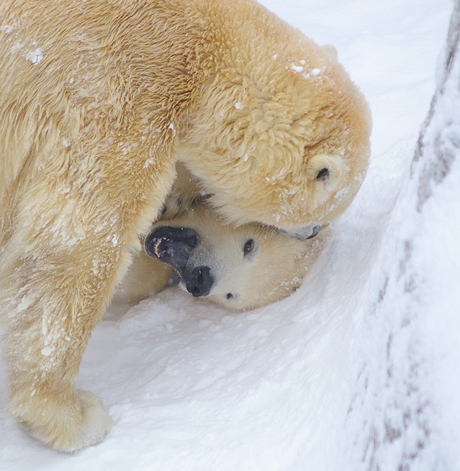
[
  {"xmin": 117, "ymin": 164, "xmax": 330, "ymax": 310},
  {"xmin": 0, "ymin": 0, "xmax": 371, "ymax": 451},
  {"xmin": 146, "ymin": 202, "xmax": 330, "ymax": 310}
]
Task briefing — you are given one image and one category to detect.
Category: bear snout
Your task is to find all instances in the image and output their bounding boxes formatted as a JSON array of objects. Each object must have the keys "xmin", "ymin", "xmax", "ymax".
[
  {"xmin": 183, "ymin": 266, "xmax": 214, "ymax": 297},
  {"xmin": 145, "ymin": 226, "xmax": 199, "ymax": 274}
]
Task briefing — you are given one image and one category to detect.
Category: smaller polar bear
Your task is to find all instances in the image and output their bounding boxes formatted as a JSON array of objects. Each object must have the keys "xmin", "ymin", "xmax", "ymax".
[
  {"xmin": 116, "ymin": 164, "xmax": 330, "ymax": 310},
  {"xmin": 146, "ymin": 203, "xmax": 330, "ymax": 310}
]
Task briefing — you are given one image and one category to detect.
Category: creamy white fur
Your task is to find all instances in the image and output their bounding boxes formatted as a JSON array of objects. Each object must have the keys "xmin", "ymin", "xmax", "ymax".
[{"xmin": 0, "ymin": 0, "xmax": 370, "ymax": 451}]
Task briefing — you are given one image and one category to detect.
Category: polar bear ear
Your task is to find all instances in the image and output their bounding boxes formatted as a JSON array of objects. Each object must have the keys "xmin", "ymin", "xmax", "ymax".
[
  {"xmin": 306, "ymin": 154, "xmax": 345, "ymax": 190},
  {"xmin": 321, "ymin": 44, "xmax": 338, "ymax": 61}
]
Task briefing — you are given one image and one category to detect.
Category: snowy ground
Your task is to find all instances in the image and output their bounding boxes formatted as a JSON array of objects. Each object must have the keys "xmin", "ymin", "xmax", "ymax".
[{"xmin": 0, "ymin": 0, "xmax": 457, "ymax": 470}]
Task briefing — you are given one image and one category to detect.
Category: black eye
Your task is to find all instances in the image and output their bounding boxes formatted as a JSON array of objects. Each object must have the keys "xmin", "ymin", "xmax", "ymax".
[
  {"xmin": 316, "ymin": 168, "xmax": 329, "ymax": 180},
  {"xmin": 226, "ymin": 293, "xmax": 233, "ymax": 299},
  {"xmin": 243, "ymin": 239, "xmax": 254, "ymax": 256}
]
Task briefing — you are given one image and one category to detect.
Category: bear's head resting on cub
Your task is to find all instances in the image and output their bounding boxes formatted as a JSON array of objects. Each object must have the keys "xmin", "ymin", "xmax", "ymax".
[
  {"xmin": 116, "ymin": 163, "xmax": 331, "ymax": 311},
  {"xmin": 176, "ymin": 9, "xmax": 371, "ymax": 235}
]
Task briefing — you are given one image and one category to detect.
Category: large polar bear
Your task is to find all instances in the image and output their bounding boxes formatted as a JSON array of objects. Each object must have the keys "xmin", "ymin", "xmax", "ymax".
[{"xmin": 0, "ymin": 0, "xmax": 371, "ymax": 451}]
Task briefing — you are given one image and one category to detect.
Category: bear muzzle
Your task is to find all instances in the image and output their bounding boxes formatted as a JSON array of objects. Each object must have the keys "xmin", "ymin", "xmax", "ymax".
[
  {"xmin": 145, "ymin": 225, "xmax": 216, "ymax": 298},
  {"xmin": 144, "ymin": 226, "xmax": 199, "ymax": 275},
  {"xmin": 182, "ymin": 265, "xmax": 214, "ymax": 297}
]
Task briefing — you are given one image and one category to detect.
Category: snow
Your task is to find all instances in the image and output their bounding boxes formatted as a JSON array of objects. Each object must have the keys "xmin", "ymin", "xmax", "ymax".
[
  {"xmin": 0, "ymin": 0, "xmax": 457, "ymax": 469},
  {"xmin": 291, "ymin": 65, "xmax": 304, "ymax": 73},
  {"xmin": 26, "ymin": 48, "xmax": 43, "ymax": 65}
]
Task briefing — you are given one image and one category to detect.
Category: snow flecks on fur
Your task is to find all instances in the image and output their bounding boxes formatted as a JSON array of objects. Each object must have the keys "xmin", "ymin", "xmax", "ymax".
[
  {"xmin": 291, "ymin": 64, "xmax": 304, "ymax": 73},
  {"xmin": 26, "ymin": 47, "xmax": 43, "ymax": 64},
  {"xmin": 1, "ymin": 24, "xmax": 16, "ymax": 34},
  {"xmin": 15, "ymin": 294, "xmax": 37, "ymax": 314},
  {"xmin": 40, "ymin": 347, "xmax": 52, "ymax": 357}
]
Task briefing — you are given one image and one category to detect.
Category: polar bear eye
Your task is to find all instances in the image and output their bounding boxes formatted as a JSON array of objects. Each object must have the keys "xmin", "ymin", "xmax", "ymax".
[
  {"xmin": 243, "ymin": 239, "xmax": 254, "ymax": 256},
  {"xmin": 226, "ymin": 293, "xmax": 233, "ymax": 300},
  {"xmin": 316, "ymin": 168, "xmax": 329, "ymax": 180}
]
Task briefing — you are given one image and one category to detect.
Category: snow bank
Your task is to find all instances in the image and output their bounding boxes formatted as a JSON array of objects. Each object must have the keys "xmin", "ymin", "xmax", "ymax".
[{"xmin": 344, "ymin": 2, "xmax": 460, "ymax": 469}]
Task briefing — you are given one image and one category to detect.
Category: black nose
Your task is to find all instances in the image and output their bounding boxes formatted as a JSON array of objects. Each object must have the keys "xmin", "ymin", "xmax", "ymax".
[
  {"xmin": 145, "ymin": 226, "xmax": 198, "ymax": 274},
  {"xmin": 183, "ymin": 266, "xmax": 214, "ymax": 297}
]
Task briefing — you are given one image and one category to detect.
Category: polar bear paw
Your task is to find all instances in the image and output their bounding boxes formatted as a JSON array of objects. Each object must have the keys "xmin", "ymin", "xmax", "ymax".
[
  {"xmin": 75, "ymin": 390, "xmax": 114, "ymax": 451},
  {"xmin": 13, "ymin": 389, "xmax": 113, "ymax": 452}
]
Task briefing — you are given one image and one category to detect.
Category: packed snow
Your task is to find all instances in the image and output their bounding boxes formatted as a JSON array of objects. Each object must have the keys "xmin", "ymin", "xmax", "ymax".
[{"xmin": 0, "ymin": 0, "xmax": 458, "ymax": 469}]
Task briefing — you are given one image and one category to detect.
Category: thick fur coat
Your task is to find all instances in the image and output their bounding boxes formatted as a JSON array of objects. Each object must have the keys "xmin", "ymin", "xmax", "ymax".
[
  {"xmin": 117, "ymin": 163, "xmax": 331, "ymax": 310},
  {"xmin": 0, "ymin": 0, "xmax": 371, "ymax": 451}
]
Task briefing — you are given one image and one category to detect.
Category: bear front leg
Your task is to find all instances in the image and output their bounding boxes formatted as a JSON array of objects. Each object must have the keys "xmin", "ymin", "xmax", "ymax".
[{"xmin": 0, "ymin": 227, "xmax": 130, "ymax": 451}]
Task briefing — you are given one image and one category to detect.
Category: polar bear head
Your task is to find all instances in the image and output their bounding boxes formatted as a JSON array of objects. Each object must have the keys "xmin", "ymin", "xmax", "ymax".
[
  {"xmin": 178, "ymin": 12, "xmax": 371, "ymax": 237},
  {"xmin": 145, "ymin": 203, "xmax": 330, "ymax": 310}
]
